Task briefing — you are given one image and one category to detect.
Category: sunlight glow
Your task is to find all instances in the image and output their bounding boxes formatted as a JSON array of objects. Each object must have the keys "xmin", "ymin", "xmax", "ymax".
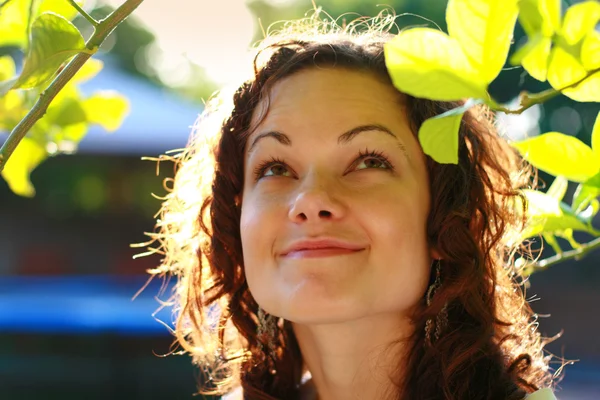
[{"xmin": 102, "ymin": 0, "xmax": 256, "ymax": 84}]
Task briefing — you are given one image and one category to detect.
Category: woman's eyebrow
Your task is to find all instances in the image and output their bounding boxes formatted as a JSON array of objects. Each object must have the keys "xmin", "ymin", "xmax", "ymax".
[{"xmin": 247, "ymin": 124, "xmax": 409, "ymax": 159}]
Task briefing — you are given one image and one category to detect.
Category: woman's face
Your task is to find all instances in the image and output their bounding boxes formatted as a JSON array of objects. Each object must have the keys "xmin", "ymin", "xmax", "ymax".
[{"xmin": 240, "ymin": 68, "xmax": 434, "ymax": 324}]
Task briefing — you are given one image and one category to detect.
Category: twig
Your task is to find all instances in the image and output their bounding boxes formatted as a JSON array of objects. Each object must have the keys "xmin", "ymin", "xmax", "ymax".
[
  {"xmin": 494, "ymin": 67, "xmax": 600, "ymax": 115},
  {"xmin": 524, "ymin": 236, "xmax": 600, "ymax": 275},
  {"xmin": 68, "ymin": 0, "xmax": 99, "ymax": 27},
  {"xmin": 0, "ymin": 0, "xmax": 15, "ymax": 12},
  {"xmin": 0, "ymin": 0, "xmax": 144, "ymax": 172}
]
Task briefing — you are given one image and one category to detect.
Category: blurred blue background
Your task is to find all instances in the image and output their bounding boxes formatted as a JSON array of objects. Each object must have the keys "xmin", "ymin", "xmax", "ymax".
[{"xmin": 0, "ymin": 0, "xmax": 599, "ymax": 399}]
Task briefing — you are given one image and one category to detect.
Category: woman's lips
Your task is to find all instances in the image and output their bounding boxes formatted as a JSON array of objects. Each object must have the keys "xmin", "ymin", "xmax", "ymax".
[{"xmin": 282, "ymin": 247, "xmax": 365, "ymax": 259}]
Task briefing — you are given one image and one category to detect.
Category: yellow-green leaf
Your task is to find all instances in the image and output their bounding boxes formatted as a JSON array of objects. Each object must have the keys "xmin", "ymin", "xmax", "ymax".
[
  {"xmin": 0, "ymin": 56, "xmax": 16, "ymax": 81},
  {"xmin": 1, "ymin": 137, "xmax": 47, "ymax": 197},
  {"xmin": 0, "ymin": 0, "xmax": 84, "ymax": 48},
  {"xmin": 39, "ymin": 0, "xmax": 85, "ymax": 22},
  {"xmin": 520, "ymin": 189, "xmax": 591, "ymax": 239},
  {"xmin": 384, "ymin": 28, "xmax": 488, "ymax": 101},
  {"xmin": 581, "ymin": 31, "xmax": 600, "ymax": 70},
  {"xmin": 513, "ymin": 132, "xmax": 599, "ymax": 181},
  {"xmin": 548, "ymin": 45, "xmax": 600, "ymax": 102},
  {"xmin": 14, "ymin": 12, "xmax": 85, "ymax": 90},
  {"xmin": 446, "ymin": 0, "xmax": 519, "ymax": 84},
  {"xmin": 517, "ymin": 0, "xmax": 561, "ymax": 37},
  {"xmin": 81, "ymin": 91, "xmax": 130, "ymax": 132},
  {"xmin": 547, "ymin": 176, "xmax": 568, "ymax": 201},
  {"xmin": 71, "ymin": 58, "xmax": 103, "ymax": 84},
  {"xmin": 418, "ymin": 99, "xmax": 483, "ymax": 164},
  {"xmin": 593, "ymin": 112, "xmax": 600, "ymax": 162},
  {"xmin": 0, "ymin": 91, "xmax": 26, "ymax": 131},
  {"xmin": 510, "ymin": 34, "xmax": 552, "ymax": 81},
  {"xmin": 559, "ymin": 0, "xmax": 600, "ymax": 46},
  {"xmin": 0, "ymin": 0, "xmax": 31, "ymax": 47},
  {"xmin": 573, "ymin": 180, "xmax": 600, "ymax": 213}
]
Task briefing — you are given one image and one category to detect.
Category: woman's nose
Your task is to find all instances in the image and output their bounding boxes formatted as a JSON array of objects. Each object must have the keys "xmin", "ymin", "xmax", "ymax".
[{"xmin": 287, "ymin": 175, "xmax": 345, "ymax": 223}]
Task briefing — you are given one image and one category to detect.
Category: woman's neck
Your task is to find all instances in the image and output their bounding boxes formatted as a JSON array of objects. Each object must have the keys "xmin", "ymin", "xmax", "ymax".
[{"xmin": 292, "ymin": 313, "xmax": 414, "ymax": 400}]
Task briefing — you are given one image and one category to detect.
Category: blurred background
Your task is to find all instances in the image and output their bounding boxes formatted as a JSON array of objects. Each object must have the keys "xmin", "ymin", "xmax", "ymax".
[{"xmin": 0, "ymin": 0, "xmax": 599, "ymax": 399}]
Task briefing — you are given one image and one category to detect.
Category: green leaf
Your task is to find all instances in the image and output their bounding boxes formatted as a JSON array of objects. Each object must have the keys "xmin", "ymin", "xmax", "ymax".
[
  {"xmin": 0, "ymin": 76, "xmax": 17, "ymax": 97},
  {"xmin": 71, "ymin": 58, "xmax": 103, "ymax": 84},
  {"xmin": 0, "ymin": 0, "xmax": 31, "ymax": 47},
  {"xmin": 0, "ymin": 0, "xmax": 84, "ymax": 48},
  {"xmin": 547, "ymin": 45, "xmax": 600, "ymax": 102},
  {"xmin": 559, "ymin": 0, "xmax": 600, "ymax": 46},
  {"xmin": 520, "ymin": 189, "xmax": 591, "ymax": 238},
  {"xmin": 81, "ymin": 91, "xmax": 130, "ymax": 132},
  {"xmin": 384, "ymin": 28, "xmax": 489, "ymax": 101},
  {"xmin": 510, "ymin": 34, "xmax": 552, "ymax": 81},
  {"xmin": 418, "ymin": 98, "xmax": 483, "ymax": 164},
  {"xmin": 39, "ymin": 0, "xmax": 85, "ymax": 22},
  {"xmin": 517, "ymin": 0, "xmax": 561, "ymax": 37},
  {"xmin": 0, "ymin": 56, "xmax": 16, "ymax": 81},
  {"xmin": 0, "ymin": 137, "xmax": 47, "ymax": 197},
  {"xmin": 513, "ymin": 132, "xmax": 599, "ymax": 182},
  {"xmin": 13, "ymin": 12, "xmax": 85, "ymax": 90},
  {"xmin": 592, "ymin": 112, "xmax": 600, "ymax": 162},
  {"xmin": 547, "ymin": 175, "xmax": 568, "ymax": 201},
  {"xmin": 581, "ymin": 31, "xmax": 600, "ymax": 70},
  {"xmin": 446, "ymin": 0, "xmax": 519, "ymax": 84}
]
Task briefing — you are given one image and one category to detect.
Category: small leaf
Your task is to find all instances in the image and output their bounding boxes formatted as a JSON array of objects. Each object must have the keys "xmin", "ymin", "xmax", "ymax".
[
  {"xmin": 446, "ymin": 0, "xmax": 519, "ymax": 84},
  {"xmin": 548, "ymin": 45, "xmax": 600, "ymax": 102},
  {"xmin": 418, "ymin": 99, "xmax": 483, "ymax": 164},
  {"xmin": 578, "ymin": 198, "xmax": 600, "ymax": 222},
  {"xmin": 520, "ymin": 189, "xmax": 591, "ymax": 239},
  {"xmin": 1, "ymin": 137, "xmax": 47, "ymax": 197},
  {"xmin": 559, "ymin": 0, "xmax": 600, "ymax": 46},
  {"xmin": 517, "ymin": 0, "xmax": 561, "ymax": 37},
  {"xmin": 0, "ymin": 91, "xmax": 26, "ymax": 131},
  {"xmin": 547, "ymin": 175, "xmax": 568, "ymax": 201},
  {"xmin": 71, "ymin": 58, "xmax": 103, "ymax": 84},
  {"xmin": 0, "ymin": 77, "xmax": 17, "ymax": 97},
  {"xmin": 384, "ymin": 28, "xmax": 489, "ymax": 102},
  {"xmin": 39, "ymin": 0, "xmax": 86, "ymax": 22},
  {"xmin": 0, "ymin": 0, "xmax": 31, "ymax": 47},
  {"xmin": 513, "ymin": 132, "xmax": 599, "ymax": 182},
  {"xmin": 13, "ymin": 12, "xmax": 85, "ymax": 90},
  {"xmin": 81, "ymin": 91, "xmax": 130, "ymax": 132},
  {"xmin": 581, "ymin": 31, "xmax": 600, "ymax": 70},
  {"xmin": 0, "ymin": 56, "xmax": 16, "ymax": 81},
  {"xmin": 592, "ymin": 112, "xmax": 600, "ymax": 162},
  {"xmin": 510, "ymin": 34, "xmax": 552, "ymax": 81}
]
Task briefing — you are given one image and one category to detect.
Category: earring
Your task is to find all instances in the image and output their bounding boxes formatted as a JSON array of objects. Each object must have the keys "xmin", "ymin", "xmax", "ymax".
[
  {"xmin": 257, "ymin": 306, "xmax": 277, "ymax": 358},
  {"xmin": 425, "ymin": 259, "xmax": 449, "ymax": 347}
]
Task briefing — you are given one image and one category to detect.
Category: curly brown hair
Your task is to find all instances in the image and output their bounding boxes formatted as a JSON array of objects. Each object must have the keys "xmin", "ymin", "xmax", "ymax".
[{"xmin": 142, "ymin": 12, "xmax": 566, "ymax": 400}]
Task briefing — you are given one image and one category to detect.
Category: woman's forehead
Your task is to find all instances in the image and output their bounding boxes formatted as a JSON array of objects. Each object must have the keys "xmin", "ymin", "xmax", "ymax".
[{"xmin": 250, "ymin": 68, "xmax": 407, "ymax": 128}]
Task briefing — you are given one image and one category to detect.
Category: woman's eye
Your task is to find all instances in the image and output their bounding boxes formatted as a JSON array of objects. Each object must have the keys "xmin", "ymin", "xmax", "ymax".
[
  {"xmin": 262, "ymin": 164, "xmax": 290, "ymax": 177},
  {"xmin": 355, "ymin": 157, "xmax": 389, "ymax": 170}
]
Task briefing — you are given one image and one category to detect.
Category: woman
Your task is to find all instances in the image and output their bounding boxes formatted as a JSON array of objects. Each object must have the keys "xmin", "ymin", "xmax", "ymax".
[{"xmin": 148, "ymin": 12, "xmax": 565, "ymax": 400}]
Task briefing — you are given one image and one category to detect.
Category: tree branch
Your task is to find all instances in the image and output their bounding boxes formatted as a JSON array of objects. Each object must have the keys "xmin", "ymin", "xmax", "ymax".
[
  {"xmin": 68, "ymin": 0, "xmax": 98, "ymax": 27},
  {"xmin": 0, "ymin": 0, "xmax": 144, "ymax": 173},
  {"xmin": 494, "ymin": 67, "xmax": 600, "ymax": 115},
  {"xmin": 524, "ymin": 236, "xmax": 600, "ymax": 275}
]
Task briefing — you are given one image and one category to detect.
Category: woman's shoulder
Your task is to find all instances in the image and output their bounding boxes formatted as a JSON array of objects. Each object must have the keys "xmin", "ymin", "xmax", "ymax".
[{"xmin": 525, "ymin": 388, "xmax": 557, "ymax": 400}]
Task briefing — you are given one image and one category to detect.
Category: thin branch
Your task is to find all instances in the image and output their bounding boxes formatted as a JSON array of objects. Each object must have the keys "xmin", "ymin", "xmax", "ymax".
[
  {"xmin": 0, "ymin": 0, "xmax": 143, "ymax": 172},
  {"xmin": 524, "ymin": 236, "xmax": 600, "ymax": 275},
  {"xmin": 494, "ymin": 67, "xmax": 600, "ymax": 115},
  {"xmin": 0, "ymin": 0, "xmax": 15, "ymax": 12},
  {"xmin": 68, "ymin": 0, "xmax": 99, "ymax": 27}
]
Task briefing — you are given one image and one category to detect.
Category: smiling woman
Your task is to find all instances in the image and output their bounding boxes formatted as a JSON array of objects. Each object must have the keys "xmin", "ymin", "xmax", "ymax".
[{"xmin": 146, "ymin": 11, "xmax": 564, "ymax": 400}]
